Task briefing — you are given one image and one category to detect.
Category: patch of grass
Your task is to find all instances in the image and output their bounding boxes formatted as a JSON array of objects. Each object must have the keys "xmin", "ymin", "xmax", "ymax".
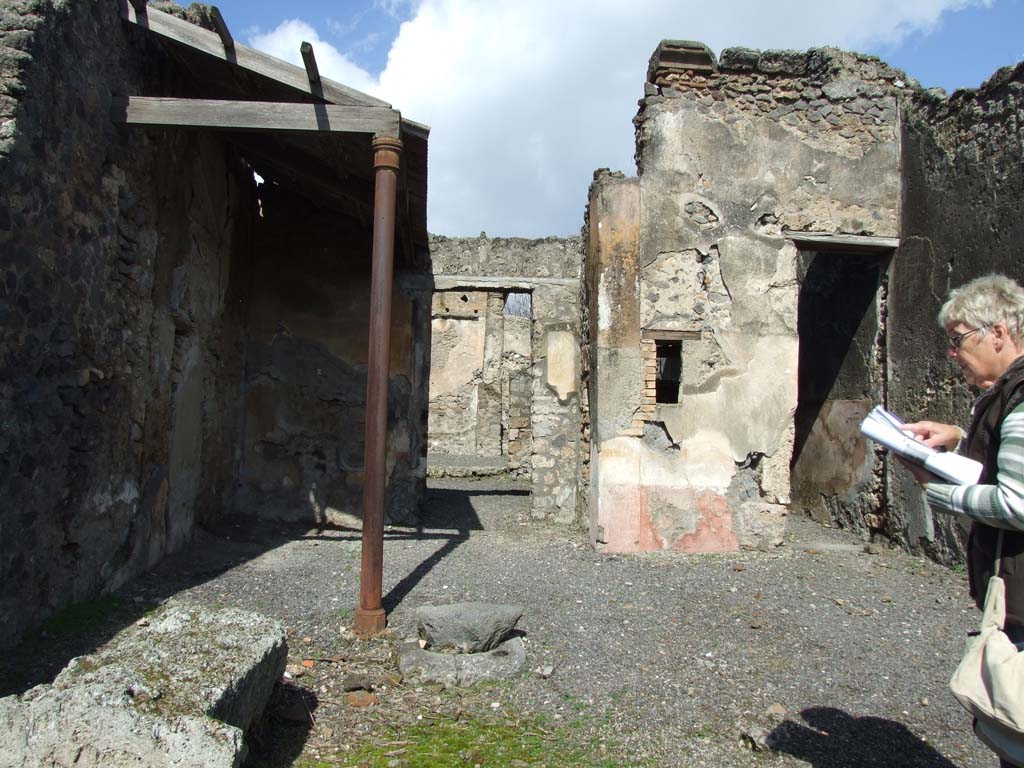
[
  {"xmin": 330, "ymin": 714, "xmax": 630, "ymax": 768},
  {"xmin": 337, "ymin": 607, "xmax": 353, "ymax": 621},
  {"xmin": 36, "ymin": 595, "xmax": 126, "ymax": 638}
]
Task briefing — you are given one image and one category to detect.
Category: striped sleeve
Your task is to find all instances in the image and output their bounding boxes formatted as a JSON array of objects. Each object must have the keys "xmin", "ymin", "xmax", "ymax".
[{"xmin": 926, "ymin": 403, "xmax": 1024, "ymax": 532}]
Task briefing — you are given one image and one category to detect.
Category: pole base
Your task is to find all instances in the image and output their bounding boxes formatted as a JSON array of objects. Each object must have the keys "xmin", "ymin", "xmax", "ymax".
[{"xmin": 354, "ymin": 607, "xmax": 387, "ymax": 638}]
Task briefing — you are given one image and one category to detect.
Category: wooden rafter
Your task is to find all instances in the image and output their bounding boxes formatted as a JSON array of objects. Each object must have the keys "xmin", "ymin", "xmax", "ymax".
[
  {"xmin": 300, "ymin": 42, "xmax": 320, "ymax": 86},
  {"xmin": 111, "ymin": 96, "xmax": 400, "ymax": 136},
  {"xmin": 118, "ymin": 0, "xmax": 391, "ymax": 110},
  {"xmin": 210, "ymin": 6, "xmax": 233, "ymax": 52}
]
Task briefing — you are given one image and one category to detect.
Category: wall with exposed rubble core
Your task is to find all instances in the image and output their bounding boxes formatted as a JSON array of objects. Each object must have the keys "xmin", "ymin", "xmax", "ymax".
[
  {"xmin": 428, "ymin": 235, "xmax": 584, "ymax": 524},
  {"xmin": 587, "ymin": 42, "xmax": 903, "ymax": 553},
  {"xmin": 236, "ymin": 185, "xmax": 429, "ymax": 528},
  {"xmin": 889, "ymin": 62, "xmax": 1024, "ymax": 563},
  {"xmin": 0, "ymin": 0, "xmax": 254, "ymax": 648},
  {"xmin": 0, "ymin": 1, "xmax": 429, "ymax": 649}
]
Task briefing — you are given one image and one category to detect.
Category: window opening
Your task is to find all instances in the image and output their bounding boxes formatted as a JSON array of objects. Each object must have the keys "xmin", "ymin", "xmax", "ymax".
[
  {"xmin": 504, "ymin": 291, "xmax": 532, "ymax": 318},
  {"xmin": 655, "ymin": 341, "xmax": 682, "ymax": 404}
]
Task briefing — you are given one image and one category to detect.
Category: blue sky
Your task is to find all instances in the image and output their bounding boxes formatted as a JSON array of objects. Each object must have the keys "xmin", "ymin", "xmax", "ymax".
[{"xmin": 174, "ymin": 0, "xmax": 1024, "ymax": 237}]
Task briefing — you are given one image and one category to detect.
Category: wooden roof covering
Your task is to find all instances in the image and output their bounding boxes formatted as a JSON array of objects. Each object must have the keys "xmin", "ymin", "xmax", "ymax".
[{"xmin": 117, "ymin": 0, "xmax": 429, "ymax": 267}]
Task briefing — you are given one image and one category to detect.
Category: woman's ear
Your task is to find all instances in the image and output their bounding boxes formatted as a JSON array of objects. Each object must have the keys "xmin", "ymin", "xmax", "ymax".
[{"xmin": 991, "ymin": 322, "xmax": 1008, "ymax": 351}]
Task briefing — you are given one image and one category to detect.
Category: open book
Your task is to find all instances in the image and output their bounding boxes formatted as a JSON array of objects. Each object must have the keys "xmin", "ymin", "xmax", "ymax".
[{"xmin": 859, "ymin": 406, "xmax": 983, "ymax": 485}]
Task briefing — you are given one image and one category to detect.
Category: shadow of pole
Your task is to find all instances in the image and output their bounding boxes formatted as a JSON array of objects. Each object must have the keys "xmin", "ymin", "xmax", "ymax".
[{"xmin": 382, "ymin": 535, "xmax": 466, "ymax": 614}]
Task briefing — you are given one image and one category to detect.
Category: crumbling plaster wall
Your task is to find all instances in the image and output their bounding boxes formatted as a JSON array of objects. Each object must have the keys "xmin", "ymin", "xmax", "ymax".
[
  {"xmin": 427, "ymin": 289, "xmax": 532, "ymax": 471},
  {"xmin": 429, "ymin": 235, "xmax": 584, "ymax": 524},
  {"xmin": 0, "ymin": 1, "xmax": 253, "ymax": 647},
  {"xmin": 236, "ymin": 185, "xmax": 429, "ymax": 527},
  {"xmin": 890, "ymin": 62, "xmax": 1024, "ymax": 563},
  {"xmin": 588, "ymin": 43, "xmax": 902, "ymax": 553}
]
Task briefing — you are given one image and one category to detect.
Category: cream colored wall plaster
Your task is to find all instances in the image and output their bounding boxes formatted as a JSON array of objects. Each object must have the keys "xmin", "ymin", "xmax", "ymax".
[
  {"xmin": 660, "ymin": 335, "xmax": 798, "ymax": 462},
  {"xmin": 545, "ymin": 329, "xmax": 578, "ymax": 401},
  {"xmin": 428, "ymin": 317, "xmax": 485, "ymax": 398}
]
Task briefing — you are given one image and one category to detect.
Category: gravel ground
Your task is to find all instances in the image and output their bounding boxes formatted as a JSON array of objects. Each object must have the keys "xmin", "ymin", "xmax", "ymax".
[{"xmin": 2, "ymin": 478, "xmax": 1000, "ymax": 767}]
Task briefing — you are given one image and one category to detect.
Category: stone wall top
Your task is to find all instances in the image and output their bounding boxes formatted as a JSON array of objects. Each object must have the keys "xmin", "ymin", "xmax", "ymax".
[
  {"xmin": 429, "ymin": 234, "xmax": 583, "ymax": 281},
  {"xmin": 637, "ymin": 43, "xmax": 912, "ymax": 171},
  {"xmin": 907, "ymin": 60, "xmax": 1024, "ymax": 156}
]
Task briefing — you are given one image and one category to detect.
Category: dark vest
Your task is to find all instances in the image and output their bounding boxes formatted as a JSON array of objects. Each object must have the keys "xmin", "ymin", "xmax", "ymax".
[{"xmin": 963, "ymin": 355, "xmax": 1024, "ymax": 627}]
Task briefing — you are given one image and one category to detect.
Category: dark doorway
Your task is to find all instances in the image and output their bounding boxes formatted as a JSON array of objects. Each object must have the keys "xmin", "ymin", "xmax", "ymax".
[{"xmin": 790, "ymin": 251, "xmax": 888, "ymax": 528}]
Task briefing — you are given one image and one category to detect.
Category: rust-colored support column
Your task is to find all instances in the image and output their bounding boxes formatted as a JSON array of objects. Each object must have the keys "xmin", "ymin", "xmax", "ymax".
[{"xmin": 354, "ymin": 135, "xmax": 403, "ymax": 638}]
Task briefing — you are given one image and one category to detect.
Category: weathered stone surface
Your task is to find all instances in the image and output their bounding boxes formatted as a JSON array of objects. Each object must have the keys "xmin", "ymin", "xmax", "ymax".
[
  {"xmin": 588, "ymin": 39, "xmax": 909, "ymax": 555},
  {"xmin": 733, "ymin": 502, "xmax": 787, "ymax": 550},
  {"xmin": 427, "ymin": 236, "xmax": 584, "ymax": 523},
  {"xmin": 398, "ymin": 636, "xmax": 527, "ymax": 687},
  {"xmin": 0, "ymin": 684, "xmax": 244, "ymax": 768},
  {"xmin": 0, "ymin": 600, "xmax": 287, "ymax": 768},
  {"xmin": 429, "ymin": 234, "xmax": 581, "ymax": 281},
  {"xmin": 0, "ymin": 0, "xmax": 255, "ymax": 648},
  {"xmin": 890, "ymin": 60, "xmax": 1024, "ymax": 563},
  {"xmin": 416, "ymin": 602, "xmax": 523, "ymax": 653},
  {"xmin": 0, "ymin": 0, "xmax": 430, "ymax": 650}
]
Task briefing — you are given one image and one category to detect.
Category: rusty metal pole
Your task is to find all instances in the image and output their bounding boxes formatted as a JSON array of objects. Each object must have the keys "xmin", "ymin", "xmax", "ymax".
[{"xmin": 354, "ymin": 135, "xmax": 402, "ymax": 638}]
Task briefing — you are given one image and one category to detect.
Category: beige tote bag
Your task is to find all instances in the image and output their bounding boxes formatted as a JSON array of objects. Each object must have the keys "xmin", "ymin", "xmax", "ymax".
[{"xmin": 950, "ymin": 530, "xmax": 1024, "ymax": 765}]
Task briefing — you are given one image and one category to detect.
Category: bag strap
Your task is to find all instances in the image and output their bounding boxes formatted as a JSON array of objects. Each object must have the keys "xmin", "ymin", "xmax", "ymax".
[{"xmin": 995, "ymin": 528, "xmax": 1005, "ymax": 577}]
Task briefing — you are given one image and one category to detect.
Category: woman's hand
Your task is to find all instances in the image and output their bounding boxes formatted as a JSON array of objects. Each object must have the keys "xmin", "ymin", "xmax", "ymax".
[
  {"xmin": 895, "ymin": 455, "xmax": 941, "ymax": 487},
  {"xmin": 901, "ymin": 420, "xmax": 964, "ymax": 452}
]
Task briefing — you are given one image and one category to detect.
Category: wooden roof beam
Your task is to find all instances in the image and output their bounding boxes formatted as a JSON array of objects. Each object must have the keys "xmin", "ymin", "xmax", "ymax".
[
  {"xmin": 111, "ymin": 96, "xmax": 401, "ymax": 136},
  {"xmin": 118, "ymin": 0, "xmax": 392, "ymax": 109},
  {"xmin": 210, "ymin": 6, "xmax": 234, "ymax": 53},
  {"xmin": 300, "ymin": 42, "xmax": 320, "ymax": 86}
]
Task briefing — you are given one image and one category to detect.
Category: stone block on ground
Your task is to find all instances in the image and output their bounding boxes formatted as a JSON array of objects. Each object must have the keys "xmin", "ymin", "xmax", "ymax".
[
  {"xmin": 0, "ymin": 599, "xmax": 287, "ymax": 768},
  {"xmin": 398, "ymin": 636, "xmax": 527, "ymax": 687},
  {"xmin": 734, "ymin": 502, "xmax": 787, "ymax": 550},
  {"xmin": 416, "ymin": 602, "xmax": 523, "ymax": 653}
]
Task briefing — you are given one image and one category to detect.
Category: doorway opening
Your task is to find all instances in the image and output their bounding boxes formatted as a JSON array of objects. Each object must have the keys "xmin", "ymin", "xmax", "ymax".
[{"xmin": 790, "ymin": 250, "xmax": 889, "ymax": 530}]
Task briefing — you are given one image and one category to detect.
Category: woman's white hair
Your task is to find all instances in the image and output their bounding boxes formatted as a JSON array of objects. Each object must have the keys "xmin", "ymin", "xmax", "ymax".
[{"xmin": 939, "ymin": 274, "xmax": 1024, "ymax": 344}]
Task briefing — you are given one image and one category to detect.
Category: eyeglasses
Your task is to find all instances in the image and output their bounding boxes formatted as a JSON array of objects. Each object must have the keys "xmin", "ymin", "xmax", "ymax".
[{"xmin": 948, "ymin": 326, "xmax": 986, "ymax": 351}]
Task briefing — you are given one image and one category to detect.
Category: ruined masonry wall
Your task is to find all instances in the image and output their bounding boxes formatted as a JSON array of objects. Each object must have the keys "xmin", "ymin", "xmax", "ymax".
[
  {"xmin": 889, "ymin": 62, "xmax": 1024, "ymax": 563},
  {"xmin": 0, "ymin": 1, "xmax": 254, "ymax": 647},
  {"xmin": 235, "ymin": 187, "xmax": 428, "ymax": 527},
  {"xmin": 429, "ymin": 235, "xmax": 585, "ymax": 525},
  {"xmin": 589, "ymin": 45, "xmax": 902, "ymax": 553}
]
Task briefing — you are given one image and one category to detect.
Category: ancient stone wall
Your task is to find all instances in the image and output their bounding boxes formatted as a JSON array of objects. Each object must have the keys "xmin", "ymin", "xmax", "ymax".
[
  {"xmin": 890, "ymin": 62, "xmax": 1024, "ymax": 562},
  {"xmin": 235, "ymin": 185, "xmax": 428, "ymax": 527},
  {"xmin": 587, "ymin": 43, "xmax": 903, "ymax": 553},
  {"xmin": 428, "ymin": 235, "xmax": 584, "ymax": 524},
  {"xmin": 0, "ymin": 1, "xmax": 254, "ymax": 646}
]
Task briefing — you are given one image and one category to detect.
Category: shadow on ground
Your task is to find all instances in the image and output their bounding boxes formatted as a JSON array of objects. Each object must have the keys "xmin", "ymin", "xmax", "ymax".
[
  {"xmin": 0, "ymin": 483, "xmax": 497, "ymax": 698},
  {"xmin": 769, "ymin": 706, "xmax": 961, "ymax": 767}
]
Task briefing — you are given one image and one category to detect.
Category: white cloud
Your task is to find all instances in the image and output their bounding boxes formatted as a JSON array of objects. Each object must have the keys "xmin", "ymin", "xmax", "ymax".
[
  {"xmin": 371, "ymin": 0, "xmax": 992, "ymax": 236},
  {"xmin": 249, "ymin": 19, "xmax": 378, "ymax": 97},
  {"xmin": 250, "ymin": 0, "xmax": 994, "ymax": 237},
  {"xmin": 374, "ymin": 0, "xmax": 417, "ymax": 19}
]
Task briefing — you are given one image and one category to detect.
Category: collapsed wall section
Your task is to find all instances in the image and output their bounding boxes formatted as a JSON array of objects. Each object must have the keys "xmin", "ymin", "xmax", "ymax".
[
  {"xmin": 890, "ymin": 62, "xmax": 1024, "ymax": 562},
  {"xmin": 0, "ymin": 2, "xmax": 254, "ymax": 646},
  {"xmin": 587, "ymin": 42, "xmax": 902, "ymax": 553},
  {"xmin": 428, "ymin": 235, "xmax": 584, "ymax": 524}
]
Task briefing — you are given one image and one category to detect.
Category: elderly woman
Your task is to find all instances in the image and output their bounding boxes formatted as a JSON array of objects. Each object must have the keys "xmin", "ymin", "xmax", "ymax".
[{"xmin": 903, "ymin": 274, "xmax": 1024, "ymax": 768}]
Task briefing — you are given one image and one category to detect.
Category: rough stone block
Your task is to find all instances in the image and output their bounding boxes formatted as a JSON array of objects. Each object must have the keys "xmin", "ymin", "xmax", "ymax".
[
  {"xmin": 398, "ymin": 636, "xmax": 527, "ymax": 687},
  {"xmin": 416, "ymin": 602, "xmax": 523, "ymax": 653},
  {"xmin": 734, "ymin": 502, "xmax": 787, "ymax": 550},
  {"xmin": 0, "ymin": 600, "xmax": 287, "ymax": 768}
]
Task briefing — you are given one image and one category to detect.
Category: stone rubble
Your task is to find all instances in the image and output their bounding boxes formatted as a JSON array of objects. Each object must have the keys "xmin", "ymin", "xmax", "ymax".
[{"xmin": 0, "ymin": 600, "xmax": 286, "ymax": 768}]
